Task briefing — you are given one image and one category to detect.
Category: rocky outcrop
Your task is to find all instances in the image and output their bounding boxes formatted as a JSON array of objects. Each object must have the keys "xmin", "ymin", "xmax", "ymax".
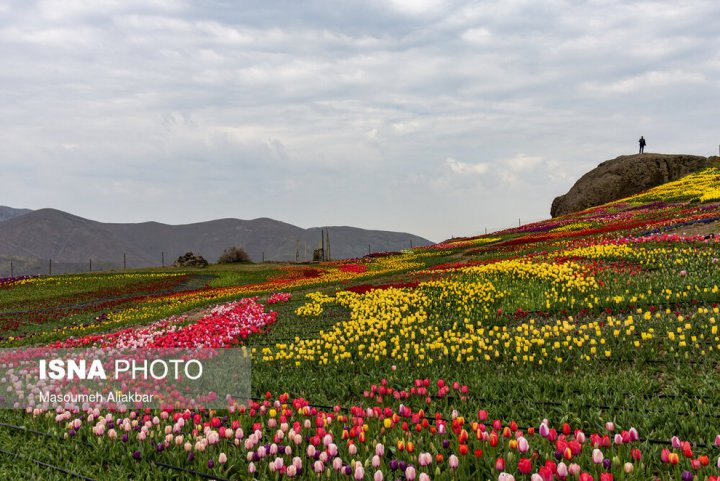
[{"xmin": 551, "ymin": 153, "xmax": 712, "ymax": 217}]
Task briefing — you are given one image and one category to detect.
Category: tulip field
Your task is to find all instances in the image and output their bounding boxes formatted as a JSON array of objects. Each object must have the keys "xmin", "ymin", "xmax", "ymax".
[{"xmin": 2, "ymin": 167, "xmax": 720, "ymax": 480}]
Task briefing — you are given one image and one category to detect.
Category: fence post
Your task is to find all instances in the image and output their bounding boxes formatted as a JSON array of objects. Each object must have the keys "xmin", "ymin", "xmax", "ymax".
[
  {"xmin": 89, "ymin": 258, "xmax": 92, "ymax": 272},
  {"xmin": 49, "ymin": 259, "xmax": 52, "ymax": 275},
  {"xmin": 10, "ymin": 260, "xmax": 13, "ymax": 278},
  {"xmin": 123, "ymin": 253, "xmax": 126, "ymax": 270}
]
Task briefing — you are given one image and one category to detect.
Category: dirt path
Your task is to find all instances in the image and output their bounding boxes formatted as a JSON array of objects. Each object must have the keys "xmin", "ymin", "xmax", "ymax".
[{"xmin": 664, "ymin": 220, "xmax": 720, "ymax": 237}]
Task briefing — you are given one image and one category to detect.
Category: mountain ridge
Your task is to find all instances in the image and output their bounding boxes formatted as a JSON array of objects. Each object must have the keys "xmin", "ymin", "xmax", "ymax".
[{"xmin": 0, "ymin": 208, "xmax": 432, "ymax": 275}]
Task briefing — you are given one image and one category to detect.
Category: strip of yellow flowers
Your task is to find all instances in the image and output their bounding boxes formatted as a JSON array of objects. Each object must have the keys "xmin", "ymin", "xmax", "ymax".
[{"xmin": 260, "ymin": 282, "xmax": 720, "ymax": 366}]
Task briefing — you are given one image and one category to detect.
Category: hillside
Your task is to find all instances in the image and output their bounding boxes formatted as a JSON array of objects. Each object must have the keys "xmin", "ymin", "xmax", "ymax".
[
  {"xmin": 0, "ymin": 208, "xmax": 431, "ymax": 274},
  {"xmin": 551, "ymin": 153, "xmax": 715, "ymax": 217},
  {"xmin": 3, "ymin": 164, "xmax": 720, "ymax": 480},
  {"xmin": 0, "ymin": 206, "xmax": 31, "ymax": 223}
]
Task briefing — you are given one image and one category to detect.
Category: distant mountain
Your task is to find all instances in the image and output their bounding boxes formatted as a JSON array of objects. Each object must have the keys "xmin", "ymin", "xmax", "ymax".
[
  {"xmin": 0, "ymin": 206, "xmax": 31, "ymax": 223},
  {"xmin": 0, "ymin": 208, "xmax": 432, "ymax": 275}
]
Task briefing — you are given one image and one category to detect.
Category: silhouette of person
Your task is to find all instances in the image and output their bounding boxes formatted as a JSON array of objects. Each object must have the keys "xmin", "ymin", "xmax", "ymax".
[{"xmin": 639, "ymin": 136, "xmax": 646, "ymax": 154}]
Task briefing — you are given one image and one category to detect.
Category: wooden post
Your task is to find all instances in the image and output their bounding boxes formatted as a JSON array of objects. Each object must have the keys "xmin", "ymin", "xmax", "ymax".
[
  {"xmin": 485, "ymin": 227, "xmax": 487, "ymax": 234},
  {"xmin": 410, "ymin": 239, "xmax": 413, "ymax": 249},
  {"xmin": 10, "ymin": 260, "xmax": 13, "ymax": 278},
  {"xmin": 162, "ymin": 251, "xmax": 165, "ymax": 267},
  {"xmin": 123, "ymin": 253, "xmax": 126, "ymax": 270},
  {"xmin": 296, "ymin": 240, "xmax": 299, "ymax": 263},
  {"xmin": 262, "ymin": 251, "xmax": 265, "ymax": 262},
  {"xmin": 518, "ymin": 218, "xmax": 521, "ymax": 227},
  {"xmin": 49, "ymin": 259, "xmax": 52, "ymax": 275},
  {"xmin": 89, "ymin": 258, "xmax": 92, "ymax": 272}
]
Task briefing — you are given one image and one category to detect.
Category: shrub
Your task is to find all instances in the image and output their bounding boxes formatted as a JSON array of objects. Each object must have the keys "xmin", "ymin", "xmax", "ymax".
[
  {"xmin": 173, "ymin": 252, "xmax": 208, "ymax": 268},
  {"xmin": 217, "ymin": 246, "xmax": 251, "ymax": 264}
]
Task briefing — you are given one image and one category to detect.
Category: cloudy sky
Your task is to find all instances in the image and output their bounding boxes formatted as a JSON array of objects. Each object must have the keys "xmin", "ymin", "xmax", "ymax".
[{"xmin": 1, "ymin": 0, "xmax": 719, "ymax": 241}]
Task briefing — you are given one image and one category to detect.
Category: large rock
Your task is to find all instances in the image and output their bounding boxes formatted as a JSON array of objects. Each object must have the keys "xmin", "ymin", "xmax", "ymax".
[{"xmin": 551, "ymin": 153, "xmax": 711, "ymax": 217}]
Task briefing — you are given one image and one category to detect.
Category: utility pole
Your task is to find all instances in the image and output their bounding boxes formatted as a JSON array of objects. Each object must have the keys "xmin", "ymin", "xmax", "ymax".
[
  {"xmin": 321, "ymin": 229, "xmax": 325, "ymax": 261},
  {"xmin": 325, "ymin": 229, "xmax": 331, "ymax": 261}
]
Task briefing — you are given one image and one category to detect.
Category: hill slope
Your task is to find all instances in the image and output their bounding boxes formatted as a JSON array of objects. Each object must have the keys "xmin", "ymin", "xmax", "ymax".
[
  {"xmin": 551, "ymin": 153, "xmax": 715, "ymax": 217},
  {"xmin": 0, "ymin": 206, "xmax": 31, "ymax": 223},
  {"xmin": 0, "ymin": 208, "xmax": 431, "ymax": 274}
]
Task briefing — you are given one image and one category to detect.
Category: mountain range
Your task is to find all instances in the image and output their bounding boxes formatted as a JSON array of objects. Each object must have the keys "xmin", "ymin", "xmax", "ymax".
[{"xmin": 0, "ymin": 207, "xmax": 432, "ymax": 275}]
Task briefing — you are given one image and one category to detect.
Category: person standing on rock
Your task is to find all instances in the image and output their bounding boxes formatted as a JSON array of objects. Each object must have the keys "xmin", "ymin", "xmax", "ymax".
[{"xmin": 638, "ymin": 136, "xmax": 646, "ymax": 154}]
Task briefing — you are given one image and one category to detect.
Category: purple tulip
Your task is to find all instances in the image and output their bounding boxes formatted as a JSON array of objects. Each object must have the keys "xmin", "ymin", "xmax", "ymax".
[
  {"xmin": 442, "ymin": 439, "xmax": 450, "ymax": 449},
  {"xmin": 681, "ymin": 470, "xmax": 693, "ymax": 481},
  {"xmin": 132, "ymin": 451, "xmax": 141, "ymax": 460},
  {"xmin": 603, "ymin": 458, "xmax": 611, "ymax": 470},
  {"xmin": 208, "ymin": 459, "xmax": 215, "ymax": 469},
  {"xmin": 122, "ymin": 433, "xmax": 128, "ymax": 443},
  {"xmin": 390, "ymin": 460, "xmax": 399, "ymax": 471}
]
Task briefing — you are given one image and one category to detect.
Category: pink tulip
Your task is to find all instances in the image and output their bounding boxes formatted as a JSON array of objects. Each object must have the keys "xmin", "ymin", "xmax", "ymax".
[
  {"xmin": 405, "ymin": 466, "xmax": 416, "ymax": 481},
  {"xmin": 569, "ymin": 463, "xmax": 581, "ymax": 476},
  {"xmin": 449, "ymin": 454, "xmax": 459, "ymax": 469},
  {"xmin": 672, "ymin": 436, "xmax": 681, "ymax": 449},
  {"xmin": 624, "ymin": 462, "xmax": 633, "ymax": 473},
  {"xmin": 557, "ymin": 462, "xmax": 568, "ymax": 478},
  {"xmin": 374, "ymin": 470, "xmax": 383, "ymax": 481},
  {"xmin": 517, "ymin": 436, "xmax": 529, "ymax": 453},
  {"xmin": 419, "ymin": 474, "xmax": 430, "ymax": 481},
  {"xmin": 355, "ymin": 466, "xmax": 364, "ymax": 480},
  {"xmin": 218, "ymin": 453, "xmax": 227, "ymax": 465},
  {"xmin": 314, "ymin": 460, "xmax": 324, "ymax": 473},
  {"xmin": 592, "ymin": 449, "xmax": 603, "ymax": 464},
  {"xmin": 248, "ymin": 462, "xmax": 256, "ymax": 474}
]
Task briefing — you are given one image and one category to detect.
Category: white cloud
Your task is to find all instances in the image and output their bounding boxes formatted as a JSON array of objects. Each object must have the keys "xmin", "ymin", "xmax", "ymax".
[
  {"xmin": 445, "ymin": 157, "xmax": 489, "ymax": 175},
  {"xmin": 506, "ymin": 153, "xmax": 543, "ymax": 172}
]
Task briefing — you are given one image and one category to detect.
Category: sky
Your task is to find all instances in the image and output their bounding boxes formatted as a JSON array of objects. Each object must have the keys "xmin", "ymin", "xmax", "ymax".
[{"xmin": 1, "ymin": 0, "xmax": 719, "ymax": 242}]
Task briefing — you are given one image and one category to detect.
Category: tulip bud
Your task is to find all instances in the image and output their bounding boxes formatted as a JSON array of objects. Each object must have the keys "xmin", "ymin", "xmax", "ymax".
[
  {"xmin": 518, "ymin": 436, "xmax": 529, "ymax": 453},
  {"xmin": 593, "ymin": 449, "xmax": 603, "ymax": 464},
  {"xmin": 605, "ymin": 421, "xmax": 614, "ymax": 432},
  {"xmin": 405, "ymin": 466, "xmax": 416, "ymax": 481},
  {"xmin": 449, "ymin": 454, "xmax": 459, "ymax": 469},
  {"xmin": 672, "ymin": 436, "xmax": 681, "ymax": 449}
]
